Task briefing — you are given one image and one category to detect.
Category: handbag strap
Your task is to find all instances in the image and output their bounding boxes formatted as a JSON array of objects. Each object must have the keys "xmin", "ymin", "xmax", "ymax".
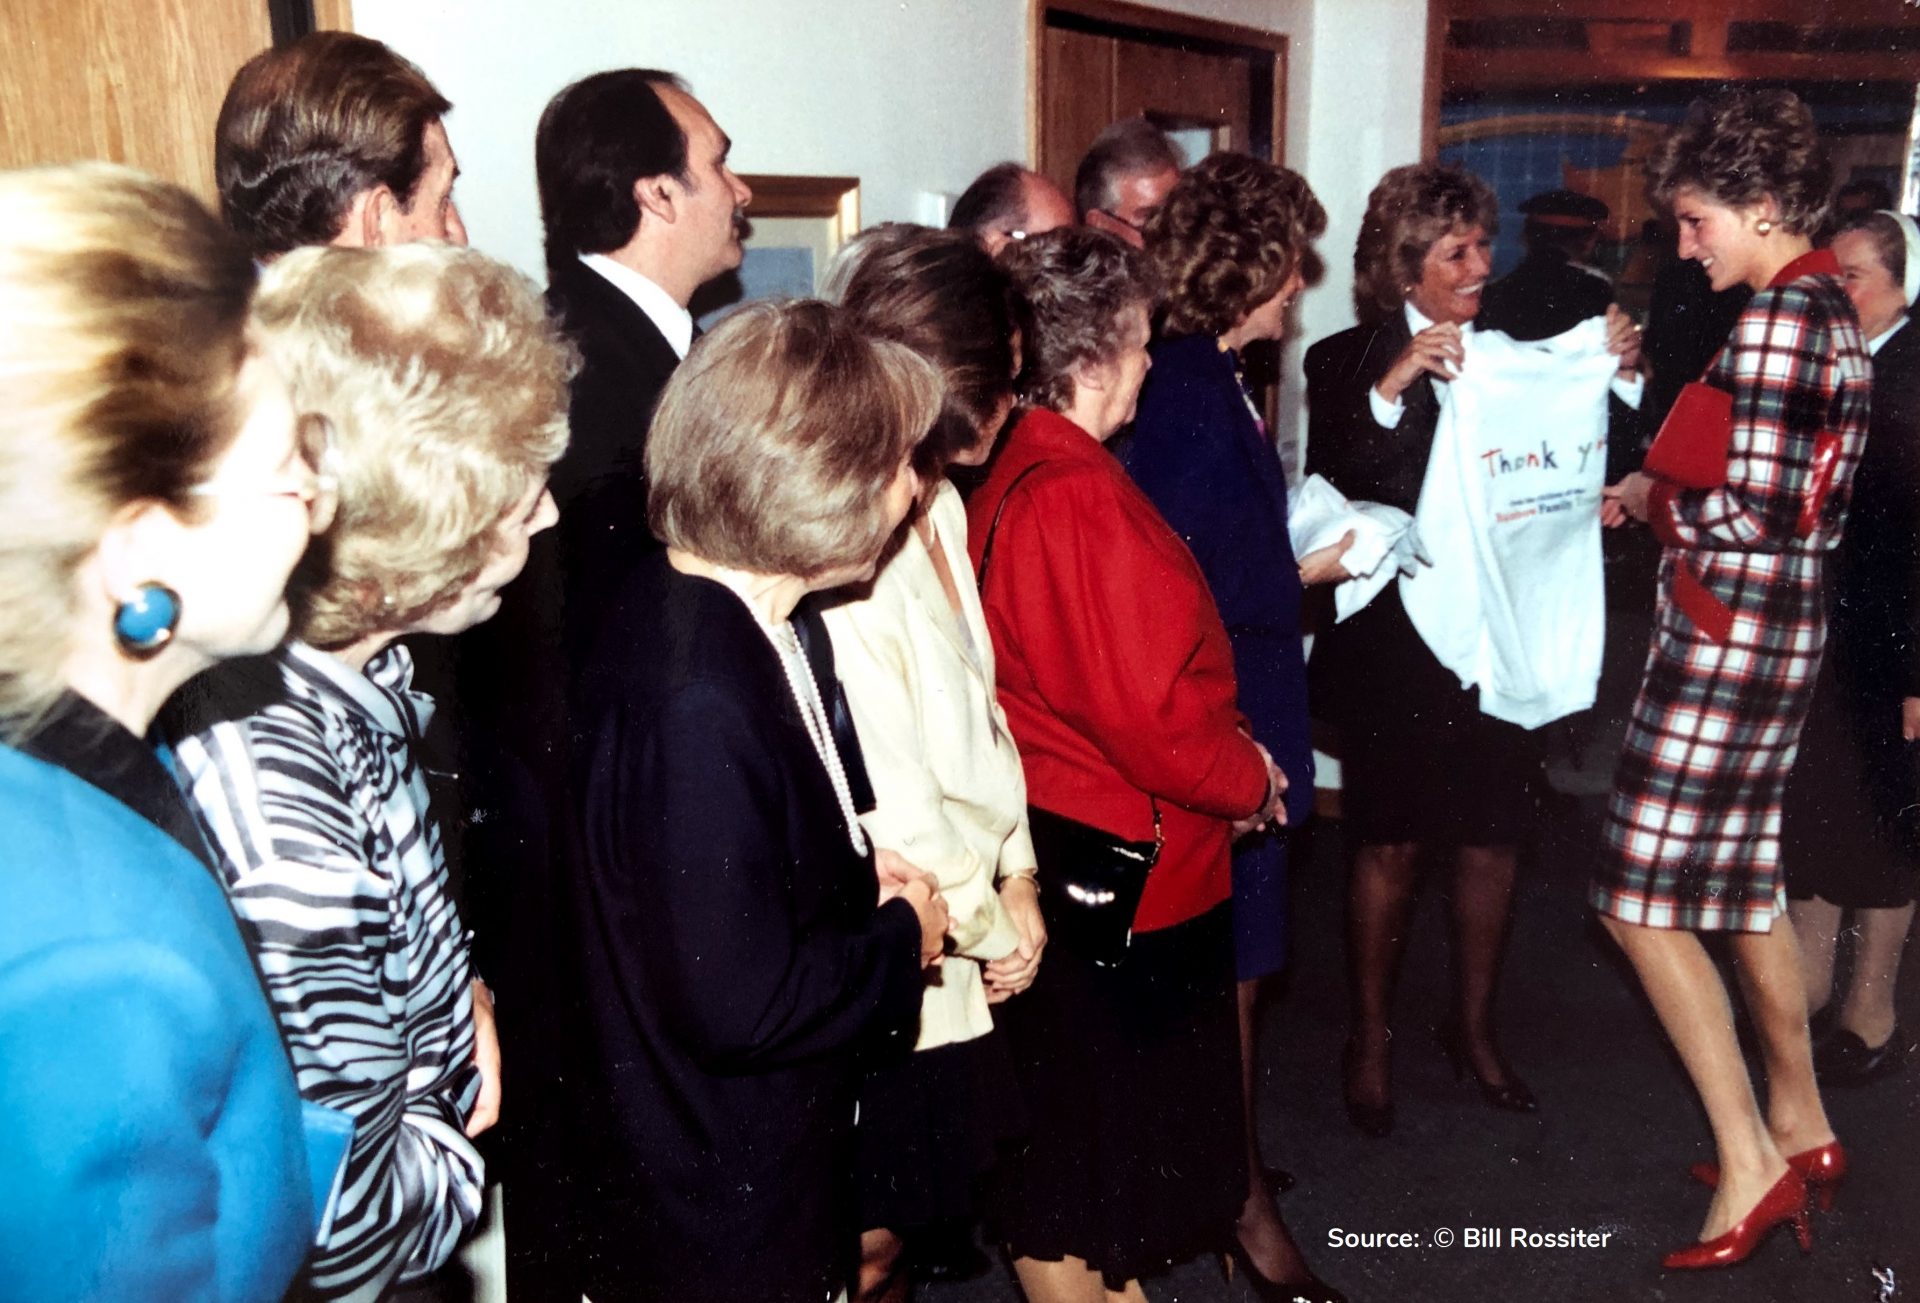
[
  {"xmin": 977, "ymin": 457, "xmax": 1164, "ymax": 841},
  {"xmin": 977, "ymin": 462, "xmax": 1043, "ymax": 586}
]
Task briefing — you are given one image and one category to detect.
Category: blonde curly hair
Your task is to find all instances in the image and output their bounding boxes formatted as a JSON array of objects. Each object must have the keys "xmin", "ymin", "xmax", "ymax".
[{"xmin": 252, "ymin": 243, "xmax": 576, "ymax": 648}]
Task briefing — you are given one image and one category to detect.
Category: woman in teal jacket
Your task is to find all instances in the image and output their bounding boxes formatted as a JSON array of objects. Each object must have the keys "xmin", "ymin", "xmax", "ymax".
[{"xmin": 0, "ymin": 165, "xmax": 339, "ymax": 1301}]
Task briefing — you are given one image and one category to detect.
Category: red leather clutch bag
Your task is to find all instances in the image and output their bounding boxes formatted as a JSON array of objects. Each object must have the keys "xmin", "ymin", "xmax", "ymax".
[{"xmin": 1643, "ymin": 381, "xmax": 1734, "ymax": 489}]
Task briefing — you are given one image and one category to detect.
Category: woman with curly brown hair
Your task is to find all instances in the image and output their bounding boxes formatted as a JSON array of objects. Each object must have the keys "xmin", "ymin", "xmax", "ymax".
[
  {"xmin": 1596, "ymin": 89, "xmax": 1867, "ymax": 1270},
  {"xmin": 1122, "ymin": 152, "xmax": 1344, "ymax": 1303}
]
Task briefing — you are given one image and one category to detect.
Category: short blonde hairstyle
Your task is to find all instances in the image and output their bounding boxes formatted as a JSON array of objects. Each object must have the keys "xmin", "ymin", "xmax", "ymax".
[
  {"xmin": 252, "ymin": 243, "xmax": 575, "ymax": 648},
  {"xmin": 647, "ymin": 299, "xmax": 942, "ymax": 578},
  {"xmin": 0, "ymin": 164, "xmax": 256, "ymax": 738}
]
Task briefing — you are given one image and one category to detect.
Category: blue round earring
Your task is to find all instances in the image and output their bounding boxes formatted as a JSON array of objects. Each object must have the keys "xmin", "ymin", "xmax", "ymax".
[{"xmin": 113, "ymin": 582, "xmax": 182, "ymax": 659}]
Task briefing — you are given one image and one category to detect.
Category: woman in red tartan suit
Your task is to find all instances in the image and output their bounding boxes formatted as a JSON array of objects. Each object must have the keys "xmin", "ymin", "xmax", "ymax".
[
  {"xmin": 966, "ymin": 228, "xmax": 1288, "ymax": 1303},
  {"xmin": 1596, "ymin": 90, "xmax": 1871, "ymax": 1270}
]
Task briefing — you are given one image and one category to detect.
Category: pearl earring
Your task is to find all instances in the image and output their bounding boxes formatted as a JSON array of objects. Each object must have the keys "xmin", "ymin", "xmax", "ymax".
[{"xmin": 1756, "ymin": 219, "xmax": 1774, "ymax": 236}]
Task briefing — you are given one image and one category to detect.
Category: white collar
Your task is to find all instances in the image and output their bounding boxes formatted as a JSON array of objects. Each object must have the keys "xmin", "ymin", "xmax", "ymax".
[
  {"xmin": 1867, "ymin": 317, "xmax": 1907, "ymax": 357},
  {"xmin": 1403, "ymin": 301, "xmax": 1474, "ymax": 339},
  {"xmin": 579, "ymin": 253, "xmax": 694, "ymax": 359}
]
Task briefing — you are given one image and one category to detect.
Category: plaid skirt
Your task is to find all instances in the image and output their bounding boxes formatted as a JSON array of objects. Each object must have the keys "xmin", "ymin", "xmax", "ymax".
[{"xmin": 1591, "ymin": 547, "xmax": 1827, "ymax": 932}]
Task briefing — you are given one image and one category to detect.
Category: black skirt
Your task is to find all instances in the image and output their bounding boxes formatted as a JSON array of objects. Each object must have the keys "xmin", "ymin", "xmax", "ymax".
[
  {"xmin": 1312, "ymin": 584, "xmax": 1541, "ymax": 847},
  {"xmin": 854, "ymin": 1028, "xmax": 1026, "ymax": 1233},
  {"xmin": 986, "ymin": 904, "xmax": 1243, "ymax": 1287},
  {"xmin": 1783, "ymin": 650, "xmax": 1920, "ymax": 909}
]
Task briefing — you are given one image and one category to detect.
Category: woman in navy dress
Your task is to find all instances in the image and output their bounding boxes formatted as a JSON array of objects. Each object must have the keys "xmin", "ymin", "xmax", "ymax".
[{"xmin": 1124, "ymin": 153, "xmax": 1346, "ymax": 1303}]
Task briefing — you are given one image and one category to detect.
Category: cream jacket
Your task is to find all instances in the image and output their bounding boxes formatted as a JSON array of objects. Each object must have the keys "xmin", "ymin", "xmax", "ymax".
[{"xmin": 823, "ymin": 481, "xmax": 1038, "ymax": 1050}]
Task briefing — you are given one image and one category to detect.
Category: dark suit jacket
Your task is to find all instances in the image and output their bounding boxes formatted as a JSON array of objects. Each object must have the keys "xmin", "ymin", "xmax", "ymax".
[
  {"xmin": 565, "ymin": 551, "xmax": 924, "ymax": 1303},
  {"xmin": 429, "ymin": 265, "xmax": 688, "ymax": 1298},
  {"xmin": 1479, "ymin": 250, "xmax": 1613, "ymax": 342},
  {"xmin": 545, "ymin": 256, "xmax": 684, "ymax": 647},
  {"xmin": 1123, "ymin": 333, "xmax": 1313, "ymax": 823},
  {"xmin": 1832, "ymin": 316, "xmax": 1920, "ymax": 701},
  {"xmin": 1303, "ymin": 314, "xmax": 1437, "ymax": 514}
]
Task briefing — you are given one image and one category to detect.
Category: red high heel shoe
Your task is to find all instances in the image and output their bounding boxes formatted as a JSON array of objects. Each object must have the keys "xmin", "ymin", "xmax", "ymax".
[
  {"xmin": 1688, "ymin": 1141, "xmax": 1847, "ymax": 1212},
  {"xmin": 1662, "ymin": 1168, "xmax": 1812, "ymax": 1270}
]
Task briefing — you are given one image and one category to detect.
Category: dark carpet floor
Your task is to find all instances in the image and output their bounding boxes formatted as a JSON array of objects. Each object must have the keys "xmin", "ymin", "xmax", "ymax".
[{"xmin": 923, "ymin": 569, "xmax": 1920, "ymax": 1303}]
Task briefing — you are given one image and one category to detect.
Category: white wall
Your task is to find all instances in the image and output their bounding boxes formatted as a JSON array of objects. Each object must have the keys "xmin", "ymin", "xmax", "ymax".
[
  {"xmin": 1138, "ymin": 0, "xmax": 1429, "ymax": 458},
  {"xmin": 353, "ymin": 0, "xmax": 1029, "ymax": 281},
  {"xmin": 353, "ymin": 0, "xmax": 1429, "ymax": 452}
]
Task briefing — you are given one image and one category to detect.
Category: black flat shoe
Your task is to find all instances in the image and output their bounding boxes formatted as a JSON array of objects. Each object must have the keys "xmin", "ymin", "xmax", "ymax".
[
  {"xmin": 1264, "ymin": 1164, "xmax": 1296, "ymax": 1197},
  {"xmin": 1439, "ymin": 1024, "xmax": 1538, "ymax": 1114},
  {"xmin": 1223, "ymin": 1244, "xmax": 1349, "ymax": 1303},
  {"xmin": 1815, "ymin": 1028, "xmax": 1907, "ymax": 1088}
]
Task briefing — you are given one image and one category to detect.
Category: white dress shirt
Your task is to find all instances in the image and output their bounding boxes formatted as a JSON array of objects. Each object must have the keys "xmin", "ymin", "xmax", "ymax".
[{"xmin": 579, "ymin": 253, "xmax": 694, "ymax": 359}]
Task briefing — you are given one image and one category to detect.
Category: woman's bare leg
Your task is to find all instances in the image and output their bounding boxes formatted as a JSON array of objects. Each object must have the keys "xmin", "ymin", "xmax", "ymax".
[
  {"xmin": 856, "ymin": 1228, "xmax": 906, "ymax": 1303},
  {"xmin": 1599, "ymin": 915, "xmax": 1787, "ymax": 1240},
  {"xmin": 1010, "ymin": 1255, "xmax": 1113, "ymax": 1303},
  {"xmin": 1729, "ymin": 920, "xmax": 1836, "ymax": 1158},
  {"xmin": 1787, "ymin": 895, "xmax": 1843, "ymax": 1016}
]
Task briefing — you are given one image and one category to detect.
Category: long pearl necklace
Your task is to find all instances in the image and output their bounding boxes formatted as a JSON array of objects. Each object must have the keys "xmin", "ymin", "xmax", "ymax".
[{"xmin": 764, "ymin": 620, "xmax": 868, "ymax": 857}]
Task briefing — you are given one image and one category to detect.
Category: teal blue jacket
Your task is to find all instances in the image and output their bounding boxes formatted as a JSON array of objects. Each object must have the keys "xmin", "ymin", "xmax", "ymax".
[{"xmin": 0, "ymin": 729, "xmax": 320, "ymax": 1301}]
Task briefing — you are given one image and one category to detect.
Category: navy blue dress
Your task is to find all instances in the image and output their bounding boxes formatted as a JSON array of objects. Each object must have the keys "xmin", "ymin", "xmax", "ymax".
[{"xmin": 1123, "ymin": 333, "xmax": 1314, "ymax": 980}]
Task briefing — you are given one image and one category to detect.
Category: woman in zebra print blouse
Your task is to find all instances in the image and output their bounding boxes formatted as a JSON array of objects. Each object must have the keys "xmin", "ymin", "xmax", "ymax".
[{"xmin": 166, "ymin": 243, "xmax": 575, "ymax": 1302}]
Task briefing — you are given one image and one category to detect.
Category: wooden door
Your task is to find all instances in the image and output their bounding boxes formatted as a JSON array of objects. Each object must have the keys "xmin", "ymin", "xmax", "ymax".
[
  {"xmin": 0, "ymin": 0, "xmax": 350, "ymax": 203},
  {"xmin": 1035, "ymin": 0, "xmax": 1287, "ymax": 196}
]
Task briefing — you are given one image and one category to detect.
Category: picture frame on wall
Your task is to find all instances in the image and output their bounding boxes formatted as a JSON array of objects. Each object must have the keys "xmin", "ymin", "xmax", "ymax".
[{"xmin": 692, "ymin": 174, "xmax": 861, "ymax": 329}]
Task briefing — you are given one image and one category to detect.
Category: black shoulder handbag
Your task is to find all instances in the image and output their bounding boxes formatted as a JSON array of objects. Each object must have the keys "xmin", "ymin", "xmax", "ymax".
[{"xmin": 980, "ymin": 462, "xmax": 1163, "ymax": 968}]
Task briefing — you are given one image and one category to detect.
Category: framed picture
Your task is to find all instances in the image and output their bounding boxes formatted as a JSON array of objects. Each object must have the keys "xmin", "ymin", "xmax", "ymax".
[{"xmin": 692, "ymin": 174, "xmax": 861, "ymax": 329}]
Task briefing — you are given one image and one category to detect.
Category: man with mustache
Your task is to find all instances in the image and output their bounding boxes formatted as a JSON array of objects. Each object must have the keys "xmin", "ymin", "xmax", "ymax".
[
  {"xmin": 451, "ymin": 72, "xmax": 750, "ymax": 1300},
  {"xmin": 536, "ymin": 70, "xmax": 753, "ymax": 620}
]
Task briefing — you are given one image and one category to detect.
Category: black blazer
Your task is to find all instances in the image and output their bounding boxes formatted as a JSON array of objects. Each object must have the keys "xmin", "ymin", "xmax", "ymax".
[
  {"xmin": 1832, "ymin": 316, "xmax": 1920, "ymax": 702},
  {"xmin": 546, "ymin": 256, "xmax": 685, "ymax": 639},
  {"xmin": 1303, "ymin": 314, "xmax": 1437, "ymax": 514},
  {"xmin": 1479, "ymin": 251, "xmax": 1613, "ymax": 342},
  {"xmin": 565, "ymin": 551, "xmax": 924, "ymax": 1303}
]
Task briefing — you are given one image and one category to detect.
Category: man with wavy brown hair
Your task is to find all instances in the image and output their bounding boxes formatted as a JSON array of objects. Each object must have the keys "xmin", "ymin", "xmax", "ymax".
[{"xmin": 215, "ymin": 32, "xmax": 465, "ymax": 259}]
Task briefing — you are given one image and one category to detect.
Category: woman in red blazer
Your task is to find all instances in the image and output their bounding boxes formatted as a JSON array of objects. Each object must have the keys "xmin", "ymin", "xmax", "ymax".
[{"xmin": 968, "ymin": 228, "xmax": 1284, "ymax": 1302}]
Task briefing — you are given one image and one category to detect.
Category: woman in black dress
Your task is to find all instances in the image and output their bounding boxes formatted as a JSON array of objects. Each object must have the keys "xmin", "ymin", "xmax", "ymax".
[{"xmin": 1785, "ymin": 207, "xmax": 1920, "ymax": 1086}]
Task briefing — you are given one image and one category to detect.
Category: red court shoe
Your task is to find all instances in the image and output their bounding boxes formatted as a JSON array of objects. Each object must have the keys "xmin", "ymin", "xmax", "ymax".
[
  {"xmin": 1688, "ymin": 1141, "xmax": 1847, "ymax": 1211},
  {"xmin": 1662, "ymin": 1168, "xmax": 1812, "ymax": 1270}
]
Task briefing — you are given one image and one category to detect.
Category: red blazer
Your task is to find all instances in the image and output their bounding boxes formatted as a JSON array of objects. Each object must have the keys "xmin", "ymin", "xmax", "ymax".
[{"xmin": 966, "ymin": 406, "xmax": 1268, "ymax": 932}]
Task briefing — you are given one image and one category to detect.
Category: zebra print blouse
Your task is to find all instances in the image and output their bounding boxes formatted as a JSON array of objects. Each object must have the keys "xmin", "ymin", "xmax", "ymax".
[{"xmin": 168, "ymin": 641, "xmax": 483, "ymax": 1302}]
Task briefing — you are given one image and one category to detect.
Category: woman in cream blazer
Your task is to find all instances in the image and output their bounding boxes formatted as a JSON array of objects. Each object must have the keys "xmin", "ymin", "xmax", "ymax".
[{"xmin": 821, "ymin": 223, "xmax": 1043, "ymax": 1300}]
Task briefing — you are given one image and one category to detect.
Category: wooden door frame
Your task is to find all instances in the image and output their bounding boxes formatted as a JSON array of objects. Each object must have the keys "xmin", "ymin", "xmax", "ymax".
[
  {"xmin": 269, "ymin": 0, "xmax": 353, "ymax": 40},
  {"xmin": 1029, "ymin": 0, "xmax": 1289, "ymax": 166}
]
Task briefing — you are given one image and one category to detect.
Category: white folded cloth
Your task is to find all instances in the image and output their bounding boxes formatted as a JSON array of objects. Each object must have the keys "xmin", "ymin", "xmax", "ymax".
[{"xmin": 1288, "ymin": 473, "xmax": 1427, "ymax": 623}]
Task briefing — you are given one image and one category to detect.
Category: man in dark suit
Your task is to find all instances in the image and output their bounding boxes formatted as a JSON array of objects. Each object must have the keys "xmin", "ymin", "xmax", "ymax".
[
  {"xmin": 1479, "ymin": 188, "xmax": 1614, "ymax": 342},
  {"xmin": 536, "ymin": 69, "xmax": 754, "ymax": 627},
  {"xmin": 447, "ymin": 69, "xmax": 751, "ymax": 1303}
]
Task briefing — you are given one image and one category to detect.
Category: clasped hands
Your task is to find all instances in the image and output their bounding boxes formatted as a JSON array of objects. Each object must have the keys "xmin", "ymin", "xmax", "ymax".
[
  {"xmin": 875, "ymin": 848, "xmax": 950, "ymax": 968},
  {"xmin": 875, "ymin": 848, "xmax": 1048, "ymax": 999}
]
